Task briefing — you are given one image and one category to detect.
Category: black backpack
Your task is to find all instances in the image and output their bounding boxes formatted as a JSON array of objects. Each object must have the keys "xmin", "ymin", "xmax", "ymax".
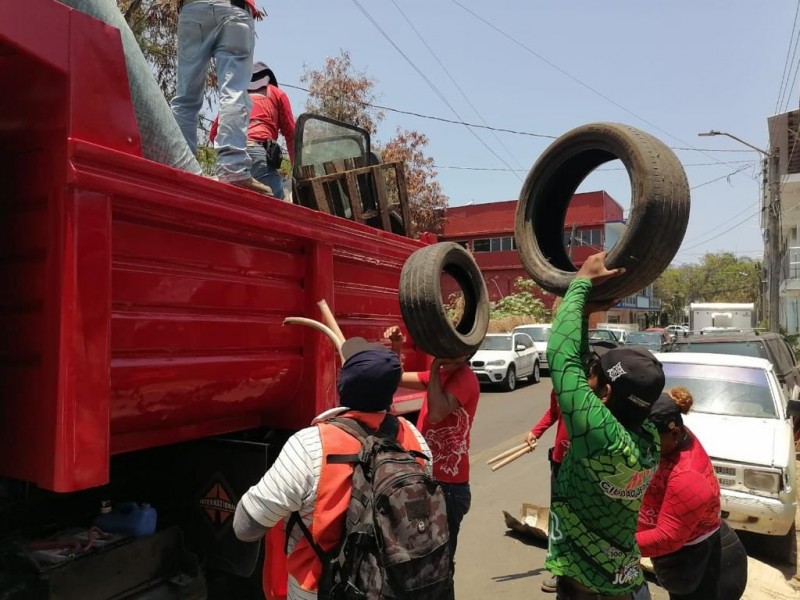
[{"xmin": 287, "ymin": 414, "xmax": 453, "ymax": 600}]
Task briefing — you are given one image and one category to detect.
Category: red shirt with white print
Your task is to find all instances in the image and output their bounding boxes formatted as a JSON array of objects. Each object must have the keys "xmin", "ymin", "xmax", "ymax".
[
  {"xmin": 636, "ymin": 430, "xmax": 721, "ymax": 558},
  {"xmin": 417, "ymin": 364, "xmax": 480, "ymax": 484}
]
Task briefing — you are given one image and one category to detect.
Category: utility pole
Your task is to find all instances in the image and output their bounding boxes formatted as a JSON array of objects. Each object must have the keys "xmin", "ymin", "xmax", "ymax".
[
  {"xmin": 767, "ymin": 151, "xmax": 782, "ymax": 333},
  {"xmin": 698, "ymin": 130, "xmax": 781, "ymax": 332}
]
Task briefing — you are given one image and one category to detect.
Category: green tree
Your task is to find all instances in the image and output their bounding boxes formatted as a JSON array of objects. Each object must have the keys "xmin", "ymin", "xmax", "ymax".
[
  {"xmin": 654, "ymin": 253, "xmax": 762, "ymax": 324},
  {"xmin": 382, "ymin": 129, "xmax": 448, "ymax": 235},
  {"xmin": 301, "ymin": 52, "xmax": 449, "ymax": 237},
  {"xmin": 490, "ymin": 278, "xmax": 549, "ymax": 321},
  {"xmin": 301, "ymin": 50, "xmax": 384, "ymax": 136}
]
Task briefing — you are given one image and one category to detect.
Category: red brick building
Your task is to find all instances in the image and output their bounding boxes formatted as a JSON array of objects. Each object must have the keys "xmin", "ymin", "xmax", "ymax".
[{"xmin": 439, "ymin": 191, "xmax": 662, "ymax": 328}]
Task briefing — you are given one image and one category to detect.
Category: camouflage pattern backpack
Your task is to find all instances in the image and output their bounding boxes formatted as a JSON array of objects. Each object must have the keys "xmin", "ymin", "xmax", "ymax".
[{"xmin": 288, "ymin": 414, "xmax": 453, "ymax": 600}]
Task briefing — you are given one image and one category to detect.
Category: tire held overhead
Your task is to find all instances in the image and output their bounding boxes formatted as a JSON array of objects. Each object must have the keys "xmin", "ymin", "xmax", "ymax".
[
  {"xmin": 399, "ymin": 243, "xmax": 489, "ymax": 358},
  {"xmin": 515, "ymin": 122, "xmax": 690, "ymax": 301}
]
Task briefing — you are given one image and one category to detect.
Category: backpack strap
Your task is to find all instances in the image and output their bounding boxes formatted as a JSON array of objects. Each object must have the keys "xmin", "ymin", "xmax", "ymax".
[{"xmin": 285, "ymin": 511, "xmax": 327, "ymax": 563}]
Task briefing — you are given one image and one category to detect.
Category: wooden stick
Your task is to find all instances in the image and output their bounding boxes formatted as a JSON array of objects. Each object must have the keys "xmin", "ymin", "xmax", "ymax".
[
  {"xmin": 316, "ymin": 299, "xmax": 345, "ymax": 343},
  {"xmin": 490, "ymin": 446, "xmax": 532, "ymax": 472},
  {"xmin": 284, "ymin": 317, "xmax": 344, "ymax": 361},
  {"xmin": 486, "ymin": 443, "xmax": 530, "ymax": 465}
]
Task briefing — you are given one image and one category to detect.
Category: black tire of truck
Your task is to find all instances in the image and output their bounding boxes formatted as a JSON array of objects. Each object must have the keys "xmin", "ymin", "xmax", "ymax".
[
  {"xmin": 399, "ymin": 242, "xmax": 490, "ymax": 358},
  {"xmin": 514, "ymin": 122, "xmax": 690, "ymax": 301}
]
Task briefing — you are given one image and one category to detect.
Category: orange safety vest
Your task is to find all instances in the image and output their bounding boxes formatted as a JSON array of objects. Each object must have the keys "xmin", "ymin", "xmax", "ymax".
[{"xmin": 262, "ymin": 412, "xmax": 424, "ymax": 598}]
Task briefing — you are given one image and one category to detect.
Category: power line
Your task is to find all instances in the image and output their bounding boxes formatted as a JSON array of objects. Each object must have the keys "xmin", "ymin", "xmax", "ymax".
[
  {"xmin": 775, "ymin": 0, "xmax": 800, "ymax": 113},
  {"xmin": 450, "ymin": 0, "xmax": 735, "ymax": 170},
  {"xmin": 432, "ymin": 160, "xmax": 755, "ymax": 173},
  {"xmin": 688, "ymin": 165, "xmax": 752, "ymax": 191},
  {"xmin": 285, "ymin": 82, "xmax": 754, "ymax": 153},
  {"xmin": 350, "ymin": 0, "xmax": 523, "ymax": 180},
  {"xmin": 388, "ymin": 0, "xmax": 525, "ymax": 170},
  {"xmin": 679, "ymin": 209, "xmax": 760, "ymax": 252}
]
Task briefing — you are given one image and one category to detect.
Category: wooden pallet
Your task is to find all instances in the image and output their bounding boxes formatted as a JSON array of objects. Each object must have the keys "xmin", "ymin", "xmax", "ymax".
[{"xmin": 294, "ymin": 158, "xmax": 412, "ymax": 237}]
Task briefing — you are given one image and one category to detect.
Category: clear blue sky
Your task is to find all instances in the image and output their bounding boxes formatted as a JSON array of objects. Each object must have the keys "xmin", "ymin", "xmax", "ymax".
[{"xmin": 254, "ymin": 1, "xmax": 797, "ymax": 265}]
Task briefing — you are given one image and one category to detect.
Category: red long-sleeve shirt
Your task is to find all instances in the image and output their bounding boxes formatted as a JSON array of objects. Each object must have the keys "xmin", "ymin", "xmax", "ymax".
[
  {"xmin": 636, "ymin": 431, "xmax": 721, "ymax": 558},
  {"xmin": 209, "ymin": 85, "xmax": 296, "ymax": 164},
  {"xmin": 531, "ymin": 389, "xmax": 570, "ymax": 463}
]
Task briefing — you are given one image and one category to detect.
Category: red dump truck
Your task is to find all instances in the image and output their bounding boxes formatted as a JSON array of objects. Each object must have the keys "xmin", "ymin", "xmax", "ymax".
[{"xmin": 0, "ymin": 2, "xmax": 435, "ymax": 596}]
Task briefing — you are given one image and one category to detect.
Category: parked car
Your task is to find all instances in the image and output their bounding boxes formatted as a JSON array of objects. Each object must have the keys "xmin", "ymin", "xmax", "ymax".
[
  {"xmin": 469, "ymin": 332, "xmax": 541, "ymax": 392},
  {"xmin": 668, "ymin": 332, "xmax": 800, "ymax": 400},
  {"xmin": 513, "ymin": 324, "xmax": 552, "ymax": 372},
  {"xmin": 656, "ymin": 352, "xmax": 800, "ymax": 562},
  {"xmin": 665, "ymin": 324, "xmax": 689, "ymax": 337},
  {"xmin": 604, "ymin": 328, "xmax": 629, "ymax": 344},
  {"xmin": 625, "ymin": 331, "xmax": 669, "ymax": 352},
  {"xmin": 588, "ymin": 329, "xmax": 619, "ymax": 343}
]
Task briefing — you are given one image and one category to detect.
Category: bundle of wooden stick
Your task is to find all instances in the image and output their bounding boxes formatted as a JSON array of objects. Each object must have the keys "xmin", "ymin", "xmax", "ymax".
[{"xmin": 486, "ymin": 442, "xmax": 534, "ymax": 472}]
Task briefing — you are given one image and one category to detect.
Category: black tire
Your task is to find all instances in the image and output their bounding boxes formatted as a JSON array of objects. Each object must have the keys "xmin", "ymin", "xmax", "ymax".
[
  {"xmin": 531, "ymin": 360, "xmax": 541, "ymax": 384},
  {"xmin": 399, "ymin": 242, "xmax": 490, "ymax": 358},
  {"xmin": 501, "ymin": 364, "xmax": 517, "ymax": 392},
  {"xmin": 515, "ymin": 123, "xmax": 690, "ymax": 300}
]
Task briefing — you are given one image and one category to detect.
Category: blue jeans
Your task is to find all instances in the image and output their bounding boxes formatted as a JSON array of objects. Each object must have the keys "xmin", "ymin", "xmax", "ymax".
[
  {"xmin": 247, "ymin": 143, "xmax": 285, "ymax": 199},
  {"xmin": 171, "ymin": 0, "xmax": 254, "ymax": 182},
  {"xmin": 440, "ymin": 482, "xmax": 471, "ymax": 563}
]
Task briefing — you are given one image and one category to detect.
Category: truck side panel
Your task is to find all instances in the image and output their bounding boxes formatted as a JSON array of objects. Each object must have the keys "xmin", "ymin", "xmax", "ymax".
[{"xmin": 0, "ymin": 1, "xmax": 426, "ymax": 492}]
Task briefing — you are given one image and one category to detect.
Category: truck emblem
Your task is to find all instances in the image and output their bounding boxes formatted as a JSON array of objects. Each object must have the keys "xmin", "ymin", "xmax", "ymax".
[{"xmin": 200, "ymin": 478, "xmax": 237, "ymax": 527}]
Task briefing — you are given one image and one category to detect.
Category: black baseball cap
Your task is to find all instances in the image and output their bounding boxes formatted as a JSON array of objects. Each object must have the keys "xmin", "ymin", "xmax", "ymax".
[
  {"xmin": 649, "ymin": 393, "xmax": 684, "ymax": 433},
  {"xmin": 599, "ymin": 347, "xmax": 665, "ymax": 412},
  {"xmin": 337, "ymin": 338, "xmax": 401, "ymax": 412}
]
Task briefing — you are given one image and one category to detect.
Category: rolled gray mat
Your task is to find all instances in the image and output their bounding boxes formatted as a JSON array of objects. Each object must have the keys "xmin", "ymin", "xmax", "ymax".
[{"xmin": 59, "ymin": 0, "xmax": 202, "ymax": 174}]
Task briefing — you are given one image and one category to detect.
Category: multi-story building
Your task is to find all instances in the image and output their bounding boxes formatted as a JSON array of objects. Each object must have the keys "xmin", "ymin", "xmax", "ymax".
[
  {"xmin": 769, "ymin": 109, "xmax": 800, "ymax": 333},
  {"xmin": 439, "ymin": 191, "xmax": 662, "ymax": 328}
]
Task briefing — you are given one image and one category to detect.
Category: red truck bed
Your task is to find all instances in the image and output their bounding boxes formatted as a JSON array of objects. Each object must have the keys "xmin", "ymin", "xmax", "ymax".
[{"xmin": 0, "ymin": 0, "xmax": 426, "ymax": 493}]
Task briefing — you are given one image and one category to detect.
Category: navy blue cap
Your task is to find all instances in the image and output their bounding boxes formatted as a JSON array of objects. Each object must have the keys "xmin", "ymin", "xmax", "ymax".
[
  {"xmin": 337, "ymin": 338, "xmax": 401, "ymax": 412},
  {"xmin": 649, "ymin": 393, "xmax": 684, "ymax": 433}
]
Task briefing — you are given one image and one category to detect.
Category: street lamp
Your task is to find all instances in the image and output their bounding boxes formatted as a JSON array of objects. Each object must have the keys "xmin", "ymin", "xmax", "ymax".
[
  {"xmin": 698, "ymin": 130, "xmax": 768, "ymax": 156},
  {"xmin": 696, "ymin": 130, "xmax": 780, "ymax": 333}
]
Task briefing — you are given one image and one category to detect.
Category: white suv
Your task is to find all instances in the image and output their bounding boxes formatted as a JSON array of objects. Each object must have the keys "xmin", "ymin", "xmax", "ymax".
[
  {"xmin": 469, "ymin": 333, "xmax": 541, "ymax": 392},
  {"xmin": 656, "ymin": 352, "xmax": 799, "ymax": 562},
  {"xmin": 512, "ymin": 324, "xmax": 552, "ymax": 372}
]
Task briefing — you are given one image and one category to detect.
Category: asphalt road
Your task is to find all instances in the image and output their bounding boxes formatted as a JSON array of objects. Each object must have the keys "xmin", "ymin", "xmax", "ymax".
[{"xmin": 454, "ymin": 376, "xmax": 669, "ymax": 600}]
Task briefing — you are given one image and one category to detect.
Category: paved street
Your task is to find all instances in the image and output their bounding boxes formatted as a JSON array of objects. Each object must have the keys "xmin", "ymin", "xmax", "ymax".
[{"xmin": 454, "ymin": 377, "xmax": 669, "ymax": 599}]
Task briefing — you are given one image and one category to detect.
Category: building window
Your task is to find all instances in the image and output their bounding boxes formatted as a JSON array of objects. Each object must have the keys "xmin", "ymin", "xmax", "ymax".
[
  {"xmin": 473, "ymin": 239, "xmax": 490, "ymax": 252},
  {"xmin": 473, "ymin": 237, "xmax": 515, "ymax": 253}
]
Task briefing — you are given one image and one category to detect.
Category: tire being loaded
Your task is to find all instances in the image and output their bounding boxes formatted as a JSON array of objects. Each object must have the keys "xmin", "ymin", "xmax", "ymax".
[
  {"xmin": 399, "ymin": 242, "xmax": 489, "ymax": 358},
  {"xmin": 515, "ymin": 123, "xmax": 690, "ymax": 300}
]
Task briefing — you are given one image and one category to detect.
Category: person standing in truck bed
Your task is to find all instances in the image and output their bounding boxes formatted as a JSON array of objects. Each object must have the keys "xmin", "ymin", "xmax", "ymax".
[{"xmin": 171, "ymin": 0, "xmax": 272, "ymax": 194}]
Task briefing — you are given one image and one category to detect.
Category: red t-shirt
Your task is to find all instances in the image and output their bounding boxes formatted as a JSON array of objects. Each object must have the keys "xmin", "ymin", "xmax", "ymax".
[
  {"xmin": 531, "ymin": 389, "xmax": 570, "ymax": 463},
  {"xmin": 416, "ymin": 364, "xmax": 480, "ymax": 484},
  {"xmin": 208, "ymin": 85, "xmax": 296, "ymax": 163},
  {"xmin": 636, "ymin": 430, "xmax": 721, "ymax": 557}
]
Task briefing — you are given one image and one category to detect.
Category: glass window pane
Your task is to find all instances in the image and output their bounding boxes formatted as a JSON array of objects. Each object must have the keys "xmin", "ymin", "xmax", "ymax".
[
  {"xmin": 490, "ymin": 238, "xmax": 502, "ymax": 252},
  {"xmin": 474, "ymin": 239, "xmax": 490, "ymax": 252},
  {"xmin": 501, "ymin": 237, "xmax": 513, "ymax": 251}
]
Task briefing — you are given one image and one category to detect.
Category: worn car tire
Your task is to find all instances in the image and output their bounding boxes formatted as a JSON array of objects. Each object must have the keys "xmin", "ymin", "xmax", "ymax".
[
  {"xmin": 501, "ymin": 364, "xmax": 517, "ymax": 392},
  {"xmin": 531, "ymin": 360, "xmax": 541, "ymax": 384},
  {"xmin": 515, "ymin": 123, "xmax": 690, "ymax": 300},
  {"xmin": 399, "ymin": 242, "xmax": 489, "ymax": 358}
]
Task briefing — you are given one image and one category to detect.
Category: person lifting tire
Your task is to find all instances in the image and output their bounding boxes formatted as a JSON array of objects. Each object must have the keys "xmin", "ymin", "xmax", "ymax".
[
  {"xmin": 399, "ymin": 242, "xmax": 489, "ymax": 358},
  {"xmin": 515, "ymin": 122, "xmax": 690, "ymax": 300}
]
